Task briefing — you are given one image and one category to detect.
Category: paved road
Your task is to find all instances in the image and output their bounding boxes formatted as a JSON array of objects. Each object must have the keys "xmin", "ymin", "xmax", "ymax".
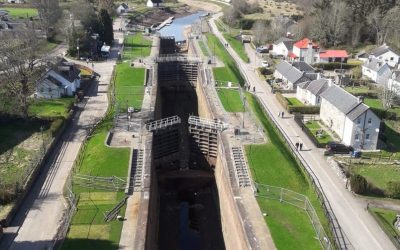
[
  {"xmin": 209, "ymin": 13, "xmax": 396, "ymax": 250},
  {"xmin": 0, "ymin": 18, "xmax": 124, "ymax": 250}
]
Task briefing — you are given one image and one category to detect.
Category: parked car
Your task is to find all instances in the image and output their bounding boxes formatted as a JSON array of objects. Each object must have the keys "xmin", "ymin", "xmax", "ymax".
[
  {"xmin": 325, "ymin": 141, "xmax": 353, "ymax": 155},
  {"xmin": 261, "ymin": 61, "xmax": 269, "ymax": 67}
]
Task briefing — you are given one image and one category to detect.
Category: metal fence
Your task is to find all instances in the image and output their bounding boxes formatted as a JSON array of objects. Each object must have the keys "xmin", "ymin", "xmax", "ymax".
[{"xmin": 255, "ymin": 183, "xmax": 333, "ymax": 250}]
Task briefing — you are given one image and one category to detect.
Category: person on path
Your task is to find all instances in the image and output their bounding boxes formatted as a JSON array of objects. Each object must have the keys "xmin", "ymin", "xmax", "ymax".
[
  {"xmin": 253, "ymin": 86, "xmax": 256, "ymax": 92},
  {"xmin": 295, "ymin": 142, "xmax": 299, "ymax": 150},
  {"xmin": 299, "ymin": 143, "xmax": 303, "ymax": 151},
  {"xmin": 281, "ymin": 111, "xmax": 285, "ymax": 118}
]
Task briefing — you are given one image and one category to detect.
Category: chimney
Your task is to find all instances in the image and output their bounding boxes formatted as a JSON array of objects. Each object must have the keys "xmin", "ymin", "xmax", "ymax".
[{"xmin": 358, "ymin": 96, "xmax": 364, "ymax": 103}]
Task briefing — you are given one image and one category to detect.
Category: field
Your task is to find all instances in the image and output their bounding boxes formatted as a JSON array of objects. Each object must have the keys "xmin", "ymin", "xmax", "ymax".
[
  {"xmin": 245, "ymin": 93, "xmax": 328, "ymax": 249},
  {"xmin": 62, "ymin": 115, "xmax": 130, "ymax": 249},
  {"xmin": 0, "ymin": 7, "xmax": 38, "ymax": 18},
  {"xmin": 222, "ymin": 33, "xmax": 249, "ymax": 62},
  {"xmin": 28, "ymin": 98, "xmax": 74, "ymax": 119},
  {"xmin": 206, "ymin": 33, "xmax": 244, "ymax": 85},
  {"xmin": 304, "ymin": 120, "xmax": 333, "ymax": 145},
  {"xmin": 198, "ymin": 40, "xmax": 210, "ymax": 57},
  {"xmin": 122, "ymin": 33, "xmax": 152, "ymax": 60},
  {"xmin": 114, "ymin": 63, "xmax": 145, "ymax": 110},
  {"xmin": 216, "ymin": 88, "xmax": 244, "ymax": 112},
  {"xmin": 369, "ymin": 207, "xmax": 400, "ymax": 249},
  {"xmin": 351, "ymin": 164, "xmax": 400, "ymax": 192},
  {"xmin": 244, "ymin": 0, "xmax": 303, "ymax": 21},
  {"xmin": 286, "ymin": 97, "xmax": 303, "ymax": 106}
]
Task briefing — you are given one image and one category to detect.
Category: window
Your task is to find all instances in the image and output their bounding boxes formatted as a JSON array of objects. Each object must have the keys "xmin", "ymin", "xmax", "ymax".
[
  {"xmin": 366, "ymin": 134, "xmax": 370, "ymax": 140},
  {"xmin": 355, "ymin": 134, "xmax": 359, "ymax": 140},
  {"xmin": 368, "ymin": 118, "xmax": 372, "ymax": 124},
  {"xmin": 357, "ymin": 118, "xmax": 361, "ymax": 124}
]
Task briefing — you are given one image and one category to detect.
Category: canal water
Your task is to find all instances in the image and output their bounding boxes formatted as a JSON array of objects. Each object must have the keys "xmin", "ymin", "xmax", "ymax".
[{"xmin": 159, "ymin": 12, "xmax": 205, "ymax": 42}]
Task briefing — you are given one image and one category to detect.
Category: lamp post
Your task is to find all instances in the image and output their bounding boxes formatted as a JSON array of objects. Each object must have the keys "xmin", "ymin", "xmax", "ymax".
[{"xmin": 77, "ymin": 38, "xmax": 80, "ymax": 60}]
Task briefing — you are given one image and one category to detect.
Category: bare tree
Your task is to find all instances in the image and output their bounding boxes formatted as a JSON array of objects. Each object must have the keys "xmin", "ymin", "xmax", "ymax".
[
  {"xmin": 328, "ymin": 1, "xmax": 351, "ymax": 46},
  {"xmin": 32, "ymin": 0, "xmax": 62, "ymax": 39},
  {"xmin": 0, "ymin": 30, "xmax": 47, "ymax": 117},
  {"xmin": 252, "ymin": 20, "xmax": 268, "ymax": 46},
  {"xmin": 222, "ymin": 6, "xmax": 240, "ymax": 28},
  {"xmin": 379, "ymin": 73, "xmax": 400, "ymax": 109}
]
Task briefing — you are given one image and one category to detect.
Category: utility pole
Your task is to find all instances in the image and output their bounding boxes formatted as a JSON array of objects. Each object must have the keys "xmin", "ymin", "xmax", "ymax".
[{"xmin": 77, "ymin": 38, "xmax": 80, "ymax": 59}]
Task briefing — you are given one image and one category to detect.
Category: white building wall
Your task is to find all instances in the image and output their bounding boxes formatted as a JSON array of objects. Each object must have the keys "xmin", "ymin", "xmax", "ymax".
[
  {"xmin": 375, "ymin": 51, "xmax": 400, "ymax": 68},
  {"xmin": 272, "ymin": 43, "xmax": 290, "ymax": 57},
  {"xmin": 320, "ymin": 99, "xmax": 346, "ymax": 139},
  {"xmin": 343, "ymin": 118, "xmax": 354, "ymax": 146},
  {"xmin": 296, "ymin": 86, "xmax": 306, "ymax": 103},
  {"xmin": 362, "ymin": 66, "xmax": 378, "ymax": 82},
  {"xmin": 350, "ymin": 110, "xmax": 380, "ymax": 150}
]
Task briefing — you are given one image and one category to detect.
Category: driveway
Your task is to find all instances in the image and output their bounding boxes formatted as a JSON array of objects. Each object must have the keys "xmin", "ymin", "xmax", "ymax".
[
  {"xmin": 0, "ymin": 17, "xmax": 124, "ymax": 250},
  {"xmin": 208, "ymin": 12, "xmax": 395, "ymax": 250}
]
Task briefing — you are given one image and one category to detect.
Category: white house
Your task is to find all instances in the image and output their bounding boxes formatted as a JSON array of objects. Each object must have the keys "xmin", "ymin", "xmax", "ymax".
[
  {"xmin": 319, "ymin": 85, "xmax": 381, "ymax": 150},
  {"xmin": 388, "ymin": 71, "xmax": 400, "ymax": 93},
  {"xmin": 36, "ymin": 59, "xmax": 81, "ymax": 99},
  {"xmin": 147, "ymin": 0, "xmax": 163, "ymax": 8},
  {"xmin": 272, "ymin": 37, "xmax": 294, "ymax": 57},
  {"xmin": 290, "ymin": 38, "xmax": 320, "ymax": 64},
  {"xmin": 116, "ymin": 3, "xmax": 129, "ymax": 14},
  {"xmin": 370, "ymin": 44, "xmax": 400, "ymax": 68},
  {"xmin": 274, "ymin": 60, "xmax": 318, "ymax": 90},
  {"xmin": 362, "ymin": 58, "xmax": 392, "ymax": 84},
  {"xmin": 7, "ymin": 0, "xmax": 25, "ymax": 3},
  {"xmin": 296, "ymin": 78, "xmax": 330, "ymax": 106}
]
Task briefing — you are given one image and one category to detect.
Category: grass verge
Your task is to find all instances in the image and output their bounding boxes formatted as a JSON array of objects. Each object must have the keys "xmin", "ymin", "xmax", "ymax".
[
  {"xmin": 216, "ymin": 88, "xmax": 244, "ymax": 112},
  {"xmin": 28, "ymin": 97, "xmax": 74, "ymax": 119},
  {"xmin": 122, "ymin": 32, "xmax": 152, "ymax": 60},
  {"xmin": 115, "ymin": 63, "xmax": 145, "ymax": 110},
  {"xmin": 369, "ymin": 207, "xmax": 400, "ymax": 249},
  {"xmin": 245, "ymin": 93, "xmax": 330, "ymax": 249},
  {"xmin": 206, "ymin": 33, "xmax": 244, "ymax": 85},
  {"xmin": 0, "ymin": 7, "xmax": 38, "ymax": 18},
  {"xmin": 222, "ymin": 33, "xmax": 249, "ymax": 62},
  {"xmin": 198, "ymin": 40, "xmax": 210, "ymax": 57},
  {"xmin": 286, "ymin": 97, "xmax": 303, "ymax": 106}
]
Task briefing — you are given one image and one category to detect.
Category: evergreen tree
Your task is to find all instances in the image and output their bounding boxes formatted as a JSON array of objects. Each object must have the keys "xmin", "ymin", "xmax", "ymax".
[{"xmin": 99, "ymin": 9, "xmax": 114, "ymax": 45}]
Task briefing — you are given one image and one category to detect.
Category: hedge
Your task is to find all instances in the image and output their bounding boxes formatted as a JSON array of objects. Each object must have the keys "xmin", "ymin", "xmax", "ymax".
[
  {"xmin": 313, "ymin": 62, "xmax": 357, "ymax": 70},
  {"xmin": 350, "ymin": 174, "xmax": 369, "ymax": 194},
  {"xmin": 370, "ymin": 108, "xmax": 397, "ymax": 120},
  {"xmin": 49, "ymin": 118, "xmax": 65, "ymax": 136},
  {"xmin": 386, "ymin": 181, "xmax": 400, "ymax": 199},
  {"xmin": 275, "ymin": 92, "xmax": 320, "ymax": 114}
]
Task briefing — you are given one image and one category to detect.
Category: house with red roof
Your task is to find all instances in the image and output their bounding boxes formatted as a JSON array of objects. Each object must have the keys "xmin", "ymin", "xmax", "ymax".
[{"xmin": 289, "ymin": 38, "xmax": 349, "ymax": 64}]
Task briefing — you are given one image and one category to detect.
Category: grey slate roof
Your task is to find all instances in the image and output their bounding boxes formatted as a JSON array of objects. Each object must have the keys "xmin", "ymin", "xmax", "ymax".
[
  {"xmin": 320, "ymin": 85, "xmax": 371, "ymax": 121},
  {"xmin": 292, "ymin": 61, "xmax": 315, "ymax": 73},
  {"xmin": 371, "ymin": 44, "xmax": 399, "ymax": 57},
  {"xmin": 276, "ymin": 60, "xmax": 305, "ymax": 84},
  {"xmin": 363, "ymin": 58, "xmax": 388, "ymax": 72},
  {"xmin": 297, "ymin": 81, "xmax": 310, "ymax": 89},
  {"xmin": 306, "ymin": 79, "xmax": 330, "ymax": 95},
  {"xmin": 274, "ymin": 37, "xmax": 295, "ymax": 50}
]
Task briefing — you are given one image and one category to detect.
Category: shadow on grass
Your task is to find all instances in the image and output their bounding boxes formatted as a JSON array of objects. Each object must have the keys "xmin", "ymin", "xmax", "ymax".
[
  {"xmin": 61, "ymin": 238, "xmax": 118, "ymax": 250},
  {"xmin": 0, "ymin": 118, "xmax": 50, "ymax": 155},
  {"xmin": 381, "ymin": 123, "xmax": 400, "ymax": 152}
]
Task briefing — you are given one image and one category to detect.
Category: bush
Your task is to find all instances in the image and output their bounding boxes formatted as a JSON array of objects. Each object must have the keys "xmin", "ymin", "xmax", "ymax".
[
  {"xmin": 370, "ymin": 108, "xmax": 397, "ymax": 120},
  {"xmin": 288, "ymin": 106, "xmax": 320, "ymax": 114},
  {"xmin": 313, "ymin": 63, "xmax": 357, "ymax": 70},
  {"xmin": 257, "ymin": 67, "xmax": 273, "ymax": 75},
  {"xmin": 386, "ymin": 181, "xmax": 400, "ymax": 198},
  {"xmin": 275, "ymin": 92, "xmax": 289, "ymax": 109},
  {"xmin": 350, "ymin": 174, "xmax": 369, "ymax": 194},
  {"xmin": 49, "ymin": 118, "xmax": 65, "ymax": 137}
]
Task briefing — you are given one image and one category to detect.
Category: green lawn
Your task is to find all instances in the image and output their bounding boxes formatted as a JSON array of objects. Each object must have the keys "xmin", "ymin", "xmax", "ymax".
[
  {"xmin": 245, "ymin": 93, "xmax": 328, "ymax": 249},
  {"xmin": 286, "ymin": 97, "xmax": 303, "ymax": 106},
  {"xmin": 216, "ymin": 88, "xmax": 244, "ymax": 112},
  {"xmin": 63, "ymin": 111, "xmax": 130, "ymax": 249},
  {"xmin": 206, "ymin": 33, "xmax": 244, "ymax": 85},
  {"xmin": 122, "ymin": 33, "xmax": 152, "ymax": 60},
  {"xmin": 62, "ymin": 192, "xmax": 126, "ymax": 250},
  {"xmin": 28, "ymin": 98, "xmax": 74, "ymax": 119},
  {"xmin": 0, "ymin": 7, "xmax": 38, "ymax": 18},
  {"xmin": 115, "ymin": 63, "xmax": 145, "ymax": 110},
  {"xmin": 304, "ymin": 120, "xmax": 333, "ymax": 145},
  {"xmin": 222, "ymin": 33, "xmax": 249, "ymax": 62},
  {"xmin": 351, "ymin": 164, "xmax": 400, "ymax": 192},
  {"xmin": 369, "ymin": 207, "xmax": 400, "ymax": 246},
  {"xmin": 198, "ymin": 40, "xmax": 210, "ymax": 57},
  {"xmin": 344, "ymin": 86, "xmax": 377, "ymax": 95},
  {"xmin": 258, "ymin": 199, "xmax": 321, "ymax": 250}
]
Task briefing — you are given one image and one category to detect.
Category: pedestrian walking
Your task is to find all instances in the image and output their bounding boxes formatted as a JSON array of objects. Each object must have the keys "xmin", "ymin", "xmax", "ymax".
[
  {"xmin": 281, "ymin": 111, "xmax": 285, "ymax": 118},
  {"xmin": 253, "ymin": 86, "xmax": 256, "ymax": 92},
  {"xmin": 295, "ymin": 142, "xmax": 299, "ymax": 150},
  {"xmin": 299, "ymin": 143, "xmax": 303, "ymax": 151}
]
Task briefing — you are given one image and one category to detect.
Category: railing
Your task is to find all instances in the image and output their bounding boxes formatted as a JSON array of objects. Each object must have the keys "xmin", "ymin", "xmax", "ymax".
[
  {"xmin": 255, "ymin": 183, "xmax": 333, "ymax": 250},
  {"xmin": 253, "ymin": 94, "xmax": 354, "ymax": 250},
  {"xmin": 188, "ymin": 115, "xmax": 228, "ymax": 131},
  {"xmin": 145, "ymin": 115, "xmax": 181, "ymax": 131}
]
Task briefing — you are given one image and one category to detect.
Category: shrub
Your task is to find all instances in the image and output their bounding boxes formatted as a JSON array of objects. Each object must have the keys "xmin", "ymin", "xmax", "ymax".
[
  {"xmin": 49, "ymin": 118, "xmax": 65, "ymax": 137},
  {"xmin": 275, "ymin": 92, "xmax": 289, "ymax": 109},
  {"xmin": 257, "ymin": 67, "xmax": 273, "ymax": 75},
  {"xmin": 313, "ymin": 63, "xmax": 357, "ymax": 70},
  {"xmin": 288, "ymin": 105, "xmax": 320, "ymax": 114},
  {"xmin": 370, "ymin": 108, "xmax": 397, "ymax": 120},
  {"xmin": 350, "ymin": 174, "xmax": 369, "ymax": 194},
  {"xmin": 386, "ymin": 181, "xmax": 400, "ymax": 198}
]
